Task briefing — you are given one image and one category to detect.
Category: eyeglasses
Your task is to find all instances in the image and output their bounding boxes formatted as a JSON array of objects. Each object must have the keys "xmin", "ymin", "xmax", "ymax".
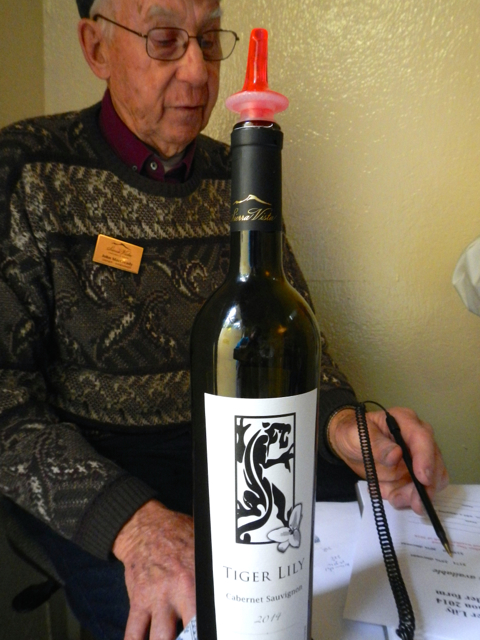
[{"xmin": 93, "ymin": 14, "xmax": 239, "ymax": 62}]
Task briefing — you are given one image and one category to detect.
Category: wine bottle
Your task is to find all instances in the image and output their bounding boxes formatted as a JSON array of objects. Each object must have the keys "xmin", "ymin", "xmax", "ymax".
[{"xmin": 191, "ymin": 28, "xmax": 321, "ymax": 640}]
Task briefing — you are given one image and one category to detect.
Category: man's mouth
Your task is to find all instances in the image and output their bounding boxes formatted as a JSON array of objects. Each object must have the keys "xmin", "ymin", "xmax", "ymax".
[{"xmin": 169, "ymin": 104, "xmax": 204, "ymax": 110}]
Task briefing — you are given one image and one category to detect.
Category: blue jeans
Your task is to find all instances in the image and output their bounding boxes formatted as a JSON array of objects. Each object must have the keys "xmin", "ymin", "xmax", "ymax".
[{"xmin": 14, "ymin": 505, "xmax": 130, "ymax": 640}]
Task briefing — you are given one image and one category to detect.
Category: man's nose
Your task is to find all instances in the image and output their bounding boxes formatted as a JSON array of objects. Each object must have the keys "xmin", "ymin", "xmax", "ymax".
[{"xmin": 176, "ymin": 38, "xmax": 210, "ymax": 86}]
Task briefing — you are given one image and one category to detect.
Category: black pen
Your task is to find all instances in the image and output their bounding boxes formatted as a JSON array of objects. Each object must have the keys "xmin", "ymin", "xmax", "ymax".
[{"xmin": 385, "ymin": 411, "xmax": 453, "ymax": 557}]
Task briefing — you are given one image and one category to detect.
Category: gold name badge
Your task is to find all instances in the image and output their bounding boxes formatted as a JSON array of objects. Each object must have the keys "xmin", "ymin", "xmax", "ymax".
[{"xmin": 93, "ymin": 234, "xmax": 144, "ymax": 274}]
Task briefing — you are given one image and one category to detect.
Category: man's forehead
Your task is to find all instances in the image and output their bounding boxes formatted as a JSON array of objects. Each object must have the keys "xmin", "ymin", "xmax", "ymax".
[{"xmin": 126, "ymin": 0, "xmax": 221, "ymax": 21}]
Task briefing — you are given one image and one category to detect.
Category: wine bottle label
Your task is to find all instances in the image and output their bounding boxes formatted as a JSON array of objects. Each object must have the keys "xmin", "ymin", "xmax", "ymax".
[
  {"xmin": 204, "ymin": 390, "xmax": 317, "ymax": 640},
  {"xmin": 230, "ymin": 194, "xmax": 281, "ymax": 232}
]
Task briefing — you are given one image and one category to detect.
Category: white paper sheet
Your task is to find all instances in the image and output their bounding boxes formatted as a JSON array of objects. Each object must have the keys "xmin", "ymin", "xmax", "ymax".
[
  {"xmin": 179, "ymin": 617, "xmax": 197, "ymax": 640},
  {"xmin": 312, "ymin": 500, "xmax": 387, "ymax": 640},
  {"xmin": 344, "ymin": 483, "xmax": 480, "ymax": 640}
]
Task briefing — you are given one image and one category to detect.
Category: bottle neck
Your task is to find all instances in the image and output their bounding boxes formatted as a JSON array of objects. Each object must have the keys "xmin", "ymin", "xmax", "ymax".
[
  {"xmin": 229, "ymin": 230, "xmax": 283, "ymax": 278},
  {"xmin": 229, "ymin": 121, "xmax": 284, "ymax": 279}
]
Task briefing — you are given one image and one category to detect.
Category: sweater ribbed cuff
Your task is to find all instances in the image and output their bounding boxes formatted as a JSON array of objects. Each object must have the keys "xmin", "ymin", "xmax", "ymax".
[
  {"xmin": 73, "ymin": 474, "xmax": 158, "ymax": 560},
  {"xmin": 318, "ymin": 387, "xmax": 359, "ymax": 464}
]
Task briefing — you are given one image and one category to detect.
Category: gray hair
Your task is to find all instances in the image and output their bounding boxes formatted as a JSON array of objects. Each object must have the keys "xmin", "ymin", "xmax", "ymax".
[
  {"xmin": 90, "ymin": 0, "xmax": 115, "ymax": 39},
  {"xmin": 89, "ymin": 0, "xmax": 114, "ymax": 16}
]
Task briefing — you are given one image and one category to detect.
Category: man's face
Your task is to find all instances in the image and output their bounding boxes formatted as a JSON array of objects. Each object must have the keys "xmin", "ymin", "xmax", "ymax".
[{"xmin": 104, "ymin": 0, "xmax": 221, "ymax": 158}]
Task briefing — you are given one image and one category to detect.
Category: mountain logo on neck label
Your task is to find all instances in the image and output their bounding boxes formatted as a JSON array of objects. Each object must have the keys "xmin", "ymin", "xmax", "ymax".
[{"xmin": 233, "ymin": 194, "xmax": 271, "ymax": 206}]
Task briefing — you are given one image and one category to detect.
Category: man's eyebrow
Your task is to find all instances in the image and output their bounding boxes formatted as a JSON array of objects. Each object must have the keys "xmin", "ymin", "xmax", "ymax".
[
  {"xmin": 208, "ymin": 7, "xmax": 223, "ymax": 20},
  {"xmin": 145, "ymin": 5, "xmax": 175, "ymax": 21},
  {"xmin": 145, "ymin": 4, "xmax": 223, "ymax": 23}
]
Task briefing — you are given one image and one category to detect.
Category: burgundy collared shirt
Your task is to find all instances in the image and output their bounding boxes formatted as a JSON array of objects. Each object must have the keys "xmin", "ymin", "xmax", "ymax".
[{"xmin": 99, "ymin": 90, "xmax": 195, "ymax": 183}]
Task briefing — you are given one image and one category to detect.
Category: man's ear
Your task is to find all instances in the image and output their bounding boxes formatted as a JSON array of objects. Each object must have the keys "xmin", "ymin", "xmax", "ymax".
[{"xmin": 78, "ymin": 18, "xmax": 111, "ymax": 80}]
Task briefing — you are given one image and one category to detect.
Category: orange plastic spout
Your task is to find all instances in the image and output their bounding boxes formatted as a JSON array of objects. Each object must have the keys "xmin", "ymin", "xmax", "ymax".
[{"xmin": 225, "ymin": 28, "xmax": 288, "ymax": 122}]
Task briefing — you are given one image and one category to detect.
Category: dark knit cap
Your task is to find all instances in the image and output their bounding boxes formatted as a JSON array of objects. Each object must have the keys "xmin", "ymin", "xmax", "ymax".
[{"xmin": 76, "ymin": 0, "xmax": 95, "ymax": 18}]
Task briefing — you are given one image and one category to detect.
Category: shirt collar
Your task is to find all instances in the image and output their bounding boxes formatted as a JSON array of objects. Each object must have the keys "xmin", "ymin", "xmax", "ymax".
[{"xmin": 98, "ymin": 90, "xmax": 195, "ymax": 183}]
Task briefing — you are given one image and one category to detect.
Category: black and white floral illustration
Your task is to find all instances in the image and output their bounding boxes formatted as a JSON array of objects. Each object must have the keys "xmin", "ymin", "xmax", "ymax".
[{"xmin": 267, "ymin": 503, "xmax": 303, "ymax": 552}]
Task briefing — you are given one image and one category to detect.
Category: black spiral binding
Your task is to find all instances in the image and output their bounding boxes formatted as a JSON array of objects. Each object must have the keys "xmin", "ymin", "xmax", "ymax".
[{"xmin": 355, "ymin": 402, "xmax": 416, "ymax": 640}]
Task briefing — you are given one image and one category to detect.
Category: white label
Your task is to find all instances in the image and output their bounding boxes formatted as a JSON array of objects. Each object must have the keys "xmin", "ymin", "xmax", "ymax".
[{"xmin": 204, "ymin": 390, "xmax": 317, "ymax": 640}]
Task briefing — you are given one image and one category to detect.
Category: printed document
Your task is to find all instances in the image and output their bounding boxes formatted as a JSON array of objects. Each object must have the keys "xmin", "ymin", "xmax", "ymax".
[{"xmin": 344, "ymin": 483, "xmax": 480, "ymax": 639}]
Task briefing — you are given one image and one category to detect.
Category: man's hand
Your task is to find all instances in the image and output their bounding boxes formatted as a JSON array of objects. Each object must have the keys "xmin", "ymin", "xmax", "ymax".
[
  {"xmin": 112, "ymin": 499, "xmax": 195, "ymax": 640},
  {"xmin": 328, "ymin": 406, "xmax": 449, "ymax": 514}
]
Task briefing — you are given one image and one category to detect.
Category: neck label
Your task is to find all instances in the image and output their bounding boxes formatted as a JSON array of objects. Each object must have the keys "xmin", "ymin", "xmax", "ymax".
[{"xmin": 231, "ymin": 194, "xmax": 280, "ymax": 232}]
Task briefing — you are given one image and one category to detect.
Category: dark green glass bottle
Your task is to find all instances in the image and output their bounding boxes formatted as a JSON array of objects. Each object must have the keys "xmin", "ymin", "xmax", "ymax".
[{"xmin": 191, "ymin": 28, "xmax": 321, "ymax": 640}]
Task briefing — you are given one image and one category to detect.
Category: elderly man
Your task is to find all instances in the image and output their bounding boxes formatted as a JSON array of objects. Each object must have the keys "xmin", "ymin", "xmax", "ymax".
[{"xmin": 0, "ymin": 0, "xmax": 448, "ymax": 639}]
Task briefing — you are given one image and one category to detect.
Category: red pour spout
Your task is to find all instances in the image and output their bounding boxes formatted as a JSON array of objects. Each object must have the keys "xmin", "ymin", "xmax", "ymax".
[
  {"xmin": 226, "ymin": 28, "xmax": 288, "ymax": 122},
  {"xmin": 242, "ymin": 27, "xmax": 269, "ymax": 92}
]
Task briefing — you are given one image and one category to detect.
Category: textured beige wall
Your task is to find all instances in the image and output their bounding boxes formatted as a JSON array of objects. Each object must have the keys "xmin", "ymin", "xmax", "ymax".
[
  {"xmin": 44, "ymin": 0, "xmax": 104, "ymax": 113},
  {"xmin": 0, "ymin": 0, "xmax": 44, "ymax": 127},
  {"xmin": 44, "ymin": 0, "xmax": 480, "ymax": 483}
]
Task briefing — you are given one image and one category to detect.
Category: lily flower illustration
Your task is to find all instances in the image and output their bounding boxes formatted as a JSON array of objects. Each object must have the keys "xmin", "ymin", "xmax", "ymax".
[{"xmin": 267, "ymin": 503, "xmax": 303, "ymax": 552}]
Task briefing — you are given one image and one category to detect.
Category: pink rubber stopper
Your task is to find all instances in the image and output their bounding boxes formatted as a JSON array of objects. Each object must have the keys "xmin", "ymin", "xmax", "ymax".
[{"xmin": 225, "ymin": 28, "xmax": 289, "ymax": 122}]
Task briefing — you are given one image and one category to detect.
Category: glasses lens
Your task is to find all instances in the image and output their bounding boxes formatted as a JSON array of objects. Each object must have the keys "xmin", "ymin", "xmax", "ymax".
[
  {"xmin": 201, "ymin": 30, "xmax": 236, "ymax": 61},
  {"xmin": 147, "ymin": 28, "xmax": 237, "ymax": 61},
  {"xmin": 147, "ymin": 28, "xmax": 187, "ymax": 60}
]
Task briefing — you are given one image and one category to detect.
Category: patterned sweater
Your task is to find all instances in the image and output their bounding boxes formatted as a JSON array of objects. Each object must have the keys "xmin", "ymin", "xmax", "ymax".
[{"xmin": 0, "ymin": 104, "xmax": 356, "ymax": 559}]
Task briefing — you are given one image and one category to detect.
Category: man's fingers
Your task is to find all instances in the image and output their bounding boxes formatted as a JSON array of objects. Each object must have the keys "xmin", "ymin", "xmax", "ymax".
[
  {"xmin": 113, "ymin": 501, "xmax": 197, "ymax": 640},
  {"xmin": 182, "ymin": 614, "xmax": 196, "ymax": 635},
  {"xmin": 124, "ymin": 588, "xmax": 196, "ymax": 640},
  {"xmin": 331, "ymin": 405, "xmax": 449, "ymax": 514},
  {"xmin": 373, "ymin": 438, "xmax": 403, "ymax": 469},
  {"xmin": 384, "ymin": 483, "xmax": 415, "ymax": 510},
  {"xmin": 387, "ymin": 408, "xmax": 437, "ymax": 481},
  {"xmin": 384, "ymin": 480, "xmax": 428, "ymax": 512},
  {"xmin": 167, "ymin": 572, "xmax": 196, "ymax": 636},
  {"xmin": 148, "ymin": 605, "xmax": 179, "ymax": 640},
  {"xmin": 381, "ymin": 448, "xmax": 449, "ymax": 515},
  {"xmin": 124, "ymin": 608, "xmax": 151, "ymax": 640},
  {"xmin": 179, "ymin": 587, "xmax": 196, "ymax": 632},
  {"xmin": 146, "ymin": 591, "xmax": 195, "ymax": 640}
]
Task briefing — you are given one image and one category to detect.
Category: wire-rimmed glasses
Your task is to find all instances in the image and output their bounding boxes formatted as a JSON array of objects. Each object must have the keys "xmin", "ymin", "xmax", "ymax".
[{"xmin": 93, "ymin": 14, "xmax": 239, "ymax": 62}]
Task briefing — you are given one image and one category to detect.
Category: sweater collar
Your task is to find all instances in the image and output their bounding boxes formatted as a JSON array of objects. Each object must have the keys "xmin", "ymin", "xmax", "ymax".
[{"xmin": 98, "ymin": 90, "xmax": 195, "ymax": 183}]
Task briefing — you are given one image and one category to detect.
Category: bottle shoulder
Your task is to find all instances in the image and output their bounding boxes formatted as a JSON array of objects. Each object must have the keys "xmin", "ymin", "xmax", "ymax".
[
  {"xmin": 192, "ymin": 274, "xmax": 319, "ymax": 339},
  {"xmin": 190, "ymin": 274, "xmax": 321, "ymax": 398}
]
